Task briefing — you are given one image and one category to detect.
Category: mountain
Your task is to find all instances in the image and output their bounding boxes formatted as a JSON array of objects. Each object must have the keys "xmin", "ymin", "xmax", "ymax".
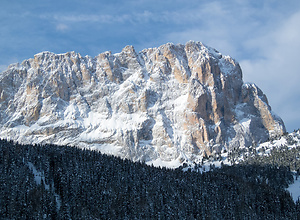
[{"xmin": 0, "ymin": 41, "xmax": 285, "ymax": 164}]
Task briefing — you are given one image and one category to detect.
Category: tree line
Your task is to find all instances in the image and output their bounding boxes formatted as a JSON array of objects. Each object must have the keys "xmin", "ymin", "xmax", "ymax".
[{"xmin": 0, "ymin": 139, "xmax": 299, "ymax": 219}]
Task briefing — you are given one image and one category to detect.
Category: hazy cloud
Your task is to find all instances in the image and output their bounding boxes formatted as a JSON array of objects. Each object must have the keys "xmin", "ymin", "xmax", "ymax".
[
  {"xmin": 56, "ymin": 23, "xmax": 69, "ymax": 32},
  {"xmin": 240, "ymin": 10, "xmax": 300, "ymax": 131},
  {"xmin": 0, "ymin": 65, "xmax": 7, "ymax": 73}
]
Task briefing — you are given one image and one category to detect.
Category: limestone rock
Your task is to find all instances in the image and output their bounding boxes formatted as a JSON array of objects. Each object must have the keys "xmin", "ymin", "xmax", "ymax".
[{"xmin": 0, "ymin": 41, "xmax": 286, "ymax": 165}]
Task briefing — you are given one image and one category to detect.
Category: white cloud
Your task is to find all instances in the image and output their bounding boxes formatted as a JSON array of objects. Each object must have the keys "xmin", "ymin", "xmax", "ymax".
[
  {"xmin": 56, "ymin": 23, "xmax": 69, "ymax": 32},
  {"xmin": 50, "ymin": 12, "xmax": 152, "ymax": 25},
  {"xmin": 240, "ymin": 10, "xmax": 300, "ymax": 131},
  {"xmin": 163, "ymin": 1, "xmax": 261, "ymax": 57}
]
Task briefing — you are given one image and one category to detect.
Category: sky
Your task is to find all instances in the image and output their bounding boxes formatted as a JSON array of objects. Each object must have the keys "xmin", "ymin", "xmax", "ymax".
[{"xmin": 0, "ymin": 0, "xmax": 299, "ymax": 132}]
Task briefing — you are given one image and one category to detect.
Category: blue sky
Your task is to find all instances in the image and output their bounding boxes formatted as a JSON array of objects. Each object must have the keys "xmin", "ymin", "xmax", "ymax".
[{"xmin": 1, "ymin": 0, "xmax": 300, "ymax": 132}]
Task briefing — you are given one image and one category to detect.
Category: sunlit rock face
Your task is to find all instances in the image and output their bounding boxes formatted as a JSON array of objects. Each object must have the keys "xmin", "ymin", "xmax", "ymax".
[{"xmin": 0, "ymin": 41, "xmax": 285, "ymax": 164}]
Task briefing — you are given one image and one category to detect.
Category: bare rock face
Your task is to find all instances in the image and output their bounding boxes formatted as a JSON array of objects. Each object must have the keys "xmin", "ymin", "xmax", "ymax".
[{"xmin": 0, "ymin": 41, "xmax": 285, "ymax": 164}]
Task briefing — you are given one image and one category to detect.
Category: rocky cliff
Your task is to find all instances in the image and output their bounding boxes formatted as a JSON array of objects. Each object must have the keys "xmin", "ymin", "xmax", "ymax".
[{"xmin": 0, "ymin": 41, "xmax": 285, "ymax": 165}]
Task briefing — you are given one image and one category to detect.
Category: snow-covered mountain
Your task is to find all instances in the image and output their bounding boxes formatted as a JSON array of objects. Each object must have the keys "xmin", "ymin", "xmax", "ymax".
[{"xmin": 0, "ymin": 41, "xmax": 285, "ymax": 164}]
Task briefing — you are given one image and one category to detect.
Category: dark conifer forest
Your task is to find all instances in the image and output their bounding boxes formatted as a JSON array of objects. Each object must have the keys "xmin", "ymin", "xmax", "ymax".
[{"xmin": 1, "ymin": 139, "xmax": 300, "ymax": 219}]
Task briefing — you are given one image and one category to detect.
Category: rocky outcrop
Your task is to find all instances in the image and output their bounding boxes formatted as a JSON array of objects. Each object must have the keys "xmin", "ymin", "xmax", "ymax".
[{"xmin": 0, "ymin": 41, "xmax": 285, "ymax": 164}]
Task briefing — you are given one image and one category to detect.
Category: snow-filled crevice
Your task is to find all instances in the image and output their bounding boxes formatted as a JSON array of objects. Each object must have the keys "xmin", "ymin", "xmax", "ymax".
[{"xmin": 27, "ymin": 161, "xmax": 61, "ymax": 211}]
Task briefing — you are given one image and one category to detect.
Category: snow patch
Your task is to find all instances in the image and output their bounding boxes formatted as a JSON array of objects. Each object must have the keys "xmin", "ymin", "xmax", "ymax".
[
  {"xmin": 27, "ymin": 162, "xmax": 49, "ymax": 189},
  {"xmin": 27, "ymin": 161, "xmax": 61, "ymax": 211},
  {"xmin": 287, "ymin": 175, "xmax": 300, "ymax": 202},
  {"xmin": 146, "ymin": 157, "xmax": 182, "ymax": 169}
]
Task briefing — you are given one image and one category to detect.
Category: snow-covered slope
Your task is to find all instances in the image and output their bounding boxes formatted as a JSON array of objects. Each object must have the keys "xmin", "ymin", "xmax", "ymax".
[
  {"xmin": 288, "ymin": 175, "xmax": 300, "ymax": 202},
  {"xmin": 190, "ymin": 129, "xmax": 300, "ymax": 169},
  {"xmin": 190, "ymin": 129, "xmax": 300, "ymax": 201},
  {"xmin": 0, "ymin": 41, "xmax": 285, "ymax": 164}
]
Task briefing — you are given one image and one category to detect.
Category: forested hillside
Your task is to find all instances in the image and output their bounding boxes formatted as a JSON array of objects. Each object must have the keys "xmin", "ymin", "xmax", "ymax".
[{"xmin": 1, "ymin": 139, "xmax": 299, "ymax": 219}]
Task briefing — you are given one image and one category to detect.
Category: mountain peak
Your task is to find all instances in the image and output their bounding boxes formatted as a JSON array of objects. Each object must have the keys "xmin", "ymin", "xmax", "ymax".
[
  {"xmin": 0, "ymin": 41, "xmax": 285, "ymax": 165},
  {"xmin": 122, "ymin": 45, "xmax": 136, "ymax": 54}
]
